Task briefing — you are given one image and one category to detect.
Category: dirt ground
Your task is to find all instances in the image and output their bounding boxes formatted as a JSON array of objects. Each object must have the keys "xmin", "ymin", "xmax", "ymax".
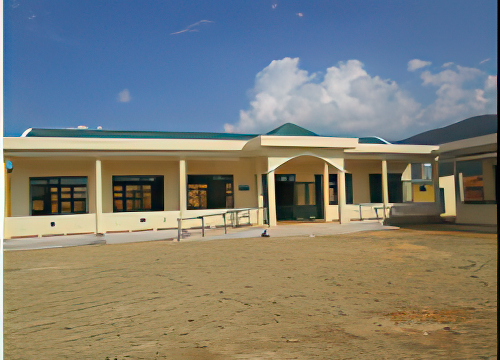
[{"xmin": 4, "ymin": 227, "xmax": 497, "ymax": 359}]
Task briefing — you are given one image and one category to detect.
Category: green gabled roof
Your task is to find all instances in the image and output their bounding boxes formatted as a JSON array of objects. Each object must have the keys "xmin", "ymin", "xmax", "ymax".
[
  {"xmin": 24, "ymin": 128, "xmax": 258, "ymax": 141},
  {"xmin": 265, "ymin": 123, "xmax": 318, "ymax": 136}
]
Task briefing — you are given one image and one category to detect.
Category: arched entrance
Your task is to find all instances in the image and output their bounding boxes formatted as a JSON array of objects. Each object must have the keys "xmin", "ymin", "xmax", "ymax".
[{"xmin": 265, "ymin": 155, "xmax": 342, "ymax": 222}]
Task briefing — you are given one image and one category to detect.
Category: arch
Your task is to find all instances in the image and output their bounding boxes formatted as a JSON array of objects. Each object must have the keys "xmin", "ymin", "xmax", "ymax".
[{"xmin": 267, "ymin": 153, "xmax": 344, "ymax": 173}]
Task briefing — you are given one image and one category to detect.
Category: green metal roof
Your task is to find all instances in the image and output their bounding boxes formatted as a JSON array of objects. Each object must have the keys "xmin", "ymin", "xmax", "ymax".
[
  {"xmin": 358, "ymin": 136, "xmax": 391, "ymax": 144},
  {"xmin": 24, "ymin": 128, "xmax": 258, "ymax": 140},
  {"xmin": 265, "ymin": 123, "xmax": 318, "ymax": 136}
]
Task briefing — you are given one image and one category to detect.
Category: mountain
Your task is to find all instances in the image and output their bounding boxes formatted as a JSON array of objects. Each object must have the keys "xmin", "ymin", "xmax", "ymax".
[{"xmin": 395, "ymin": 114, "xmax": 497, "ymax": 145}]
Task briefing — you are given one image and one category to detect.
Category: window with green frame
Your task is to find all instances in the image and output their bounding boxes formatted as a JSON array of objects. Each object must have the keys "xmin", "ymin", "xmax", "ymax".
[
  {"xmin": 187, "ymin": 175, "xmax": 234, "ymax": 209},
  {"xmin": 329, "ymin": 173, "xmax": 353, "ymax": 205},
  {"xmin": 113, "ymin": 176, "xmax": 164, "ymax": 212},
  {"xmin": 30, "ymin": 177, "xmax": 88, "ymax": 216}
]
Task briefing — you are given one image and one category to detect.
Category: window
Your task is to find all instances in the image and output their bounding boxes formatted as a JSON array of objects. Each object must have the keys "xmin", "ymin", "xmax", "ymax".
[
  {"xmin": 329, "ymin": 174, "xmax": 338, "ymax": 205},
  {"xmin": 113, "ymin": 176, "xmax": 164, "ymax": 212},
  {"xmin": 457, "ymin": 159, "xmax": 496, "ymax": 204},
  {"xmin": 412, "ymin": 163, "xmax": 432, "ymax": 180},
  {"xmin": 329, "ymin": 173, "xmax": 353, "ymax": 205},
  {"xmin": 30, "ymin": 177, "xmax": 87, "ymax": 216},
  {"xmin": 369, "ymin": 173, "xmax": 403, "ymax": 203},
  {"xmin": 294, "ymin": 182, "xmax": 316, "ymax": 205},
  {"xmin": 188, "ymin": 175, "xmax": 234, "ymax": 210},
  {"xmin": 345, "ymin": 173, "xmax": 353, "ymax": 204}
]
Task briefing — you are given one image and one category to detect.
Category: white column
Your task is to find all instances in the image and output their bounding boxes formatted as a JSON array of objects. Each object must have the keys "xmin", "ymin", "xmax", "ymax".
[
  {"xmin": 267, "ymin": 170, "xmax": 277, "ymax": 226},
  {"xmin": 381, "ymin": 160, "xmax": 389, "ymax": 219},
  {"xmin": 4, "ymin": 163, "xmax": 10, "ymax": 217},
  {"xmin": 338, "ymin": 169, "xmax": 349, "ymax": 224},
  {"xmin": 323, "ymin": 163, "xmax": 329, "ymax": 221},
  {"xmin": 179, "ymin": 159, "xmax": 187, "ymax": 218},
  {"xmin": 95, "ymin": 159, "xmax": 104, "ymax": 234}
]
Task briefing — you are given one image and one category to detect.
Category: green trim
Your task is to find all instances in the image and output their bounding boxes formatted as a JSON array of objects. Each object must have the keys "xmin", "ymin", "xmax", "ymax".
[{"xmin": 25, "ymin": 128, "xmax": 258, "ymax": 140}]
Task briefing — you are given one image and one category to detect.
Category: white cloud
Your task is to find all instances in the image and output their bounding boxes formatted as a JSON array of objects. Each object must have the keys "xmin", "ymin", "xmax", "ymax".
[
  {"xmin": 479, "ymin": 58, "xmax": 490, "ymax": 64},
  {"xmin": 117, "ymin": 89, "xmax": 131, "ymax": 103},
  {"xmin": 408, "ymin": 59, "xmax": 432, "ymax": 71},
  {"xmin": 225, "ymin": 58, "xmax": 420, "ymax": 137},
  {"xmin": 485, "ymin": 75, "xmax": 497, "ymax": 90},
  {"xmin": 417, "ymin": 65, "xmax": 496, "ymax": 123},
  {"xmin": 225, "ymin": 58, "xmax": 497, "ymax": 139},
  {"xmin": 442, "ymin": 62, "xmax": 454, "ymax": 67},
  {"xmin": 272, "ymin": 4, "xmax": 277, "ymax": 9},
  {"xmin": 170, "ymin": 20, "xmax": 214, "ymax": 35},
  {"xmin": 296, "ymin": 13, "xmax": 303, "ymax": 17}
]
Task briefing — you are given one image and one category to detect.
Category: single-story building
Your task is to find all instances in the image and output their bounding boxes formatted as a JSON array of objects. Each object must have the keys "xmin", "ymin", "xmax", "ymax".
[
  {"xmin": 3, "ymin": 118, "xmax": 494, "ymax": 239},
  {"xmin": 396, "ymin": 114, "xmax": 497, "ymax": 226}
]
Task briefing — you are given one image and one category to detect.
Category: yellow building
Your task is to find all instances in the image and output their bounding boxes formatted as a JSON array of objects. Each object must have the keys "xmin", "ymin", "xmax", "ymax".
[{"xmin": 2, "ymin": 123, "xmax": 460, "ymax": 239}]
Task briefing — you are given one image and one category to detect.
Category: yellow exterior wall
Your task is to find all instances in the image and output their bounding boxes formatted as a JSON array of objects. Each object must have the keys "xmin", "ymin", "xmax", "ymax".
[
  {"xmin": 274, "ymin": 156, "xmax": 324, "ymax": 182},
  {"xmin": 8, "ymin": 158, "xmax": 96, "ymax": 217},
  {"xmin": 412, "ymin": 184, "xmax": 435, "ymax": 202},
  {"xmin": 345, "ymin": 160, "xmax": 408, "ymax": 204},
  {"xmin": 187, "ymin": 159, "xmax": 258, "ymax": 209}
]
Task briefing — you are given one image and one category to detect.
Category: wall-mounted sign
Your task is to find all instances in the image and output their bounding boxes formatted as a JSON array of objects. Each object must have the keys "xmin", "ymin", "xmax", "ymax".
[{"xmin": 238, "ymin": 185, "xmax": 250, "ymax": 191}]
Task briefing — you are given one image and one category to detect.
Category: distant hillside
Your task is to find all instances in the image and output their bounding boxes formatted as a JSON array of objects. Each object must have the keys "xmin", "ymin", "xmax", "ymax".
[{"xmin": 395, "ymin": 114, "xmax": 497, "ymax": 145}]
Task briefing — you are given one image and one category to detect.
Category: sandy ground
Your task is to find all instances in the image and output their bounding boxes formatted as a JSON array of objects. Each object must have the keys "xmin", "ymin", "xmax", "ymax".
[{"xmin": 4, "ymin": 227, "xmax": 497, "ymax": 359}]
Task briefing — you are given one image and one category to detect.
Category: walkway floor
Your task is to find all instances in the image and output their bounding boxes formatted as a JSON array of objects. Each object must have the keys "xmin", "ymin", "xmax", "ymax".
[{"xmin": 3, "ymin": 220, "xmax": 399, "ymax": 251}]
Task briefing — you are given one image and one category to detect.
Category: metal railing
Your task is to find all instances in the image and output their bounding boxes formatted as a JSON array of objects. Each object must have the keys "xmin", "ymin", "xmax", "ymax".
[
  {"xmin": 177, "ymin": 207, "xmax": 267, "ymax": 241},
  {"xmin": 356, "ymin": 203, "xmax": 392, "ymax": 221}
]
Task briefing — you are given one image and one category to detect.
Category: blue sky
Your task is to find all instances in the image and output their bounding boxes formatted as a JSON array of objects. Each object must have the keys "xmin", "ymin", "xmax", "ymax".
[{"xmin": 4, "ymin": 0, "xmax": 497, "ymax": 140}]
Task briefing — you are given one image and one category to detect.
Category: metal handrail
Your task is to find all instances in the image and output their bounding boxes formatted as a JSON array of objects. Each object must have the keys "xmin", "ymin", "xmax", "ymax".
[
  {"xmin": 356, "ymin": 203, "xmax": 392, "ymax": 220},
  {"xmin": 177, "ymin": 207, "xmax": 267, "ymax": 241}
]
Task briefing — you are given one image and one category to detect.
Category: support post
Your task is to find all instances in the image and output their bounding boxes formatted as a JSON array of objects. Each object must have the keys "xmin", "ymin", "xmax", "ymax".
[
  {"xmin": 338, "ymin": 170, "xmax": 349, "ymax": 224},
  {"xmin": 323, "ymin": 163, "xmax": 329, "ymax": 221},
  {"xmin": 177, "ymin": 218, "xmax": 182, "ymax": 241},
  {"xmin": 179, "ymin": 159, "xmax": 187, "ymax": 219},
  {"xmin": 267, "ymin": 170, "xmax": 277, "ymax": 226},
  {"xmin": 95, "ymin": 159, "xmax": 104, "ymax": 234},
  {"xmin": 223, "ymin": 213, "xmax": 227, "ymax": 234},
  {"xmin": 201, "ymin": 216, "xmax": 205, "ymax": 237},
  {"xmin": 381, "ymin": 160, "xmax": 389, "ymax": 220},
  {"xmin": 4, "ymin": 162, "xmax": 10, "ymax": 217}
]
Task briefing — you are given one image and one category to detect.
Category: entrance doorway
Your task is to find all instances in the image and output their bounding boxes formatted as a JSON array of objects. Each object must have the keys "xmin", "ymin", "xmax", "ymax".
[{"xmin": 275, "ymin": 174, "xmax": 324, "ymax": 221}]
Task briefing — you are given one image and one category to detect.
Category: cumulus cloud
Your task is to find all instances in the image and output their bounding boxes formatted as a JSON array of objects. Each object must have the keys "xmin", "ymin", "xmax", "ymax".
[
  {"xmin": 417, "ymin": 65, "xmax": 496, "ymax": 123},
  {"xmin": 225, "ymin": 58, "xmax": 497, "ymax": 138},
  {"xmin": 408, "ymin": 59, "xmax": 432, "ymax": 71},
  {"xmin": 442, "ymin": 62, "xmax": 454, "ymax": 67},
  {"xmin": 170, "ymin": 20, "xmax": 213, "ymax": 35},
  {"xmin": 117, "ymin": 89, "xmax": 131, "ymax": 103},
  {"xmin": 485, "ymin": 75, "xmax": 497, "ymax": 90},
  {"xmin": 225, "ymin": 58, "xmax": 420, "ymax": 137}
]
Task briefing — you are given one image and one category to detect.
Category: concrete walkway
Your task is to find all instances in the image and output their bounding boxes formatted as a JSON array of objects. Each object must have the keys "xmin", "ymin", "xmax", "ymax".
[{"xmin": 3, "ymin": 220, "xmax": 398, "ymax": 251}]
